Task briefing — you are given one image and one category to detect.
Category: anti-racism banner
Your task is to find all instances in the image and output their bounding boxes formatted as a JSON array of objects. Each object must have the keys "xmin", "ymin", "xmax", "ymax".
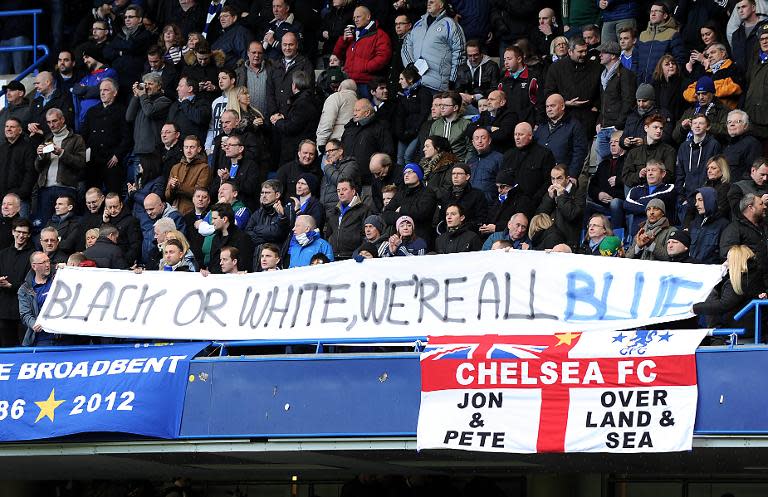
[
  {"xmin": 0, "ymin": 342, "xmax": 207, "ymax": 441},
  {"xmin": 36, "ymin": 251, "xmax": 722, "ymax": 340},
  {"xmin": 417, "ymin": 330, "xmax": 709, "ymax": 453}
]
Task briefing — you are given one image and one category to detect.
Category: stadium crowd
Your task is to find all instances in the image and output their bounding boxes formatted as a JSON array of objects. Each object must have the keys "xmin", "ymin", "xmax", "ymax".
[{"xmin": 0, "ymin": 0, "xmax": 767, "ymax": 345}]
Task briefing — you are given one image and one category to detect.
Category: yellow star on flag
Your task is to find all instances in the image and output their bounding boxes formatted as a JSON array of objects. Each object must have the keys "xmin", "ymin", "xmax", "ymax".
[
  {"xmin": 554, "ymin": 332, "xmax": 581, "ymax": 346},
  {"xmin": 34, "ymin": 389, "xmax": 65, "ymax": 423}
]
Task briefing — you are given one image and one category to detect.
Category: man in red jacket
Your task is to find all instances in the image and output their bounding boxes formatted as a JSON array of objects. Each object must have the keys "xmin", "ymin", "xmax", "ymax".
[{"xmin": 333, "ymin": 5, "xmax": 392, "ymax": 99}]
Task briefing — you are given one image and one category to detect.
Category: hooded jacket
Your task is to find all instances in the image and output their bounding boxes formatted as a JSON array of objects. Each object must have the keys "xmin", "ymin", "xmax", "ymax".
[
  {"xmin": 690, "ymin": 187, "xmax": 729, "ymax": 264},
  {"xmin": 674, "ymin": 134, "xmax": 722, "ymax": 202},
  {"xmin": 455, "ymin": 56, "xmax": 501, "ymax": 100},
  {"xmin": 636, "ymin": 17, "xmax": 687, "ymax": 84}
]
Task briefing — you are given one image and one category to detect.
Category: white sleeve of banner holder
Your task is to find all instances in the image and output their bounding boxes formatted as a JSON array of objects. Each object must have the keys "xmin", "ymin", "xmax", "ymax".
[{"xmin": 35, "ymin": 251, "xmax": 723, "ymax": 341}]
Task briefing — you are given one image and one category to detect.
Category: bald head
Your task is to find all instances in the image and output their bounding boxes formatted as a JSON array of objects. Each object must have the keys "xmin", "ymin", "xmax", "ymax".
[
  {"xmin": 339, "ymin": 78, "xmax": 357, "ymax": 92},
  {"xmin": 514, "ymin": 122, "xmax": 533, "ymax": 148},
  {"xmin": 34, "ymin": 71, "xmax": 55, "ymax": 96},
  {"xmin": 353, "ymin": 98, "xmax": 374, "ymax": 122},
  {"xmin": 545, "ymin": 94, "xmax": 565, "ymax": 121}
]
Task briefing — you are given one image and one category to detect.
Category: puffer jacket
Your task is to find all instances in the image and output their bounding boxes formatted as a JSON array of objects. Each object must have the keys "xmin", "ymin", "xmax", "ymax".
[
  {"xmin": 401, "ymin": 10, "xmax": 466, "ymax": 92},
  {"xmin": 333, "ymin": 21, "xmax": 392, "ymax": 85},
  {"xmin": 689, "ymin": 187, "xmax": 729, "ymax": 264},
  {"xmin": 682, "ymin": 58, "xmax": 743, "ymax": 110},
  {"xmin": 635, "ymin": 17, "xmax": 687, "ymax": 84}
]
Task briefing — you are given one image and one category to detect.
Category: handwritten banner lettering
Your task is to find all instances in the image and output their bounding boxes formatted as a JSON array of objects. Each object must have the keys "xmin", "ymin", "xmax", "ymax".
[
  {"xmin": 417, "ymin": 330, "xmax": 708, "ymax": 453},
  {"xmin": 36, "ymin": 252, "xmax": 723, "ymax": 340}
]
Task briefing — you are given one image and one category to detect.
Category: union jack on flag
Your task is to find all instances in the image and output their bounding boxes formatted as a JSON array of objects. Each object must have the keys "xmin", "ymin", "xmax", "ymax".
[{"xmin": 422, "ymin": 335, "xmax": 555, "ymax": 361}]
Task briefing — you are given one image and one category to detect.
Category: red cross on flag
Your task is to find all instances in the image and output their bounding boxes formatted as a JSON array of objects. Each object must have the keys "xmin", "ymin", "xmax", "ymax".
[{"xmin": 417, "ymin": 329, "xmax": 709, "ymax": 453}]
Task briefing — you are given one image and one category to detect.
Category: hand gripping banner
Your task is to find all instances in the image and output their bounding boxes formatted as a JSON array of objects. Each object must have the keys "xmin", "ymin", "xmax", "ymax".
[{"xmin": 417, "ymin": 330, "xmax": 709, "ymax": 453}]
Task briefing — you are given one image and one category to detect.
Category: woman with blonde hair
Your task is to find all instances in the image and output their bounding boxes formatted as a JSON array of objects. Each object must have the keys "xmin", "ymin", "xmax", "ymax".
[
  {"xmin": 694, "ymin": 245, "xmax": 765, "ymax": 339},
  {"xmin": 85, "ymin": 228, "xmax": 100, "ymax": 249},
  {"xmin": 528, "ymin": 213, "xmax": 564, "ymax": 251},
  {"xmin": 684, "ymin": 155, "xmax": 731, "ymax": 226}
]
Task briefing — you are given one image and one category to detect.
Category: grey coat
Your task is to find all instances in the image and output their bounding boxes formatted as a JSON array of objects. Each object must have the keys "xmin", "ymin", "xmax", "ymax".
[{"xmin": 401, "ymin": 11, "xmax": 466, "ymax": 92}]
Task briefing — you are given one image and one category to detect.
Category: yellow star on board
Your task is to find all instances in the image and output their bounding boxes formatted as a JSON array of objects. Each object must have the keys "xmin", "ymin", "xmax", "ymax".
[
  {"xmin": 34, "ymin": 389, "xmax": 65, "ymax": 423},
  {"xmin": 554, "ymin": 332, "xmax": 581, "ymax": 346}
]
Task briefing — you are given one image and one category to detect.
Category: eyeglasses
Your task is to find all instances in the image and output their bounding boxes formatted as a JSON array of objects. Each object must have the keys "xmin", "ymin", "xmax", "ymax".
[
  {"xmin": 727, "ymin": 119, "xmax": 744, "ymax": 125},
  {"xmin": 325, "ymin": 147, "xmax": 340, "ymax": 153}
]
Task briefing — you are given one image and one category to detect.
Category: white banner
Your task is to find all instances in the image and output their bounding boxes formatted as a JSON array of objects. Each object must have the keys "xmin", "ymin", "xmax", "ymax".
[
  {"xmin": 416, "ymin": 330, "xmax": 709, "ymax": 453},
  {"xmin": 36, "ymin": 251, "xmax": 723, "ymax": 340}
]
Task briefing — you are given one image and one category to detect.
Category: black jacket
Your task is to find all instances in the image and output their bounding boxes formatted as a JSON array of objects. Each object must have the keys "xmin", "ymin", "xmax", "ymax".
[
  {"xmin": 394, "ymin": 84, "xmax": 432, "ymax": 143},
  {"xmin": 620, "ymin": 107, "xmax": 674, "ymax": 151},
  {"xmin": 501, "ymin": 142, "xmax": 556, "ymax": 219},
  {"xmin": 341, "ymin": 114, "xmax": 395, "ymax": 186},
  {"xmin": 209, "ymin": 155, "xmax": 263, "ymax": 212},
  {"xmin": 244, "ymin": 204, "xmax": 290, "ymax": 248},
  {"xmin": 29, "ymin": 88, "xmax": 75, "ymax": 134},
  {"xmin": 83, "ymin": 237, "xmax": 128, "ymax": 269},
  {"xmin": 589, "ymin": 155, "xmax": 625, "ymax": 205},
  {"xmin": 208, "ymin": 225, "xmax": 255, "ymax": 273},
  {"xmin": 544, "ymin": 57, "xmax": 602, "ymax": 136},
  {"xmin": 326, "ymin": 196, "xmax": 370, "ymax": 259},
  {"xmin": 694, "ymin": 258, "xmax": 764, "ymax": 335},
  {"xmin": 273, "ymin": 90, "xmax": 321, "ymax": 165},
  {"xmin": 382, "ymin": 183, "xmax": 438, "ymax": 245},
  {"xmin": 275, "ymin": 158, "xmax": 323, "ymax": 199},
  {"xmin": 719, "ymin": 215, "xmax": 768, "ymax": 286},
  {"xmin": 105, "ymin": 206, "xmax": 142, "ymax": 267},
  {"xmin": 266, "ymin": 55, "xmax": 316, "ymax": 115},
  {"xmin": 103, "ymin": 26, "xmax": 155, "ymax": 89},
  {"xmin": 167, "ymin": 96, "xmax": 212, "ymax": 144},
  {"xmin": 599, "ymin": 64, "xmax": 637, "ymax": 129},
  {"xmin": 435, "ymin": 225, "xmax": 482, "ymax": 254},
  {"xmin": 0, "ymin": 243, "xmax": 33, "ymax": 320},
  {"xmin": 0, "ymin": 137, "xmax": 36, "ymax": 202},
  {"xmin": 438, "ymin": 183, "xmax": 489, "ymax": 232},
  {"xmin": 46, "ymin": 214, "xmax": 81, "ymax": 254},
  {"xmin": 723, "ymin": 134, "xmax": 763, "ymax": 181},
  {"xmin": 468, "ymin": 105, "xmax": 519, "ymax": 152},
  {"xmin": 82, "ymin": 101, "xmax": 132, "ymax": 164}
]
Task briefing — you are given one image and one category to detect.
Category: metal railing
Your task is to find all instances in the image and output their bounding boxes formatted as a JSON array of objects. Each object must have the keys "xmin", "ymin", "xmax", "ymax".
[
  {"xmin": 0, "ymin": 9, "xmax": 49, "ymax": 98},
  {"xmin": 733, "ymin": 299, "xmax": 768, "ymax": 344}
]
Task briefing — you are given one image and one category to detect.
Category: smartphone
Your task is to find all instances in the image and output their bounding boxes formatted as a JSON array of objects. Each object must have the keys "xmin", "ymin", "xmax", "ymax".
[{"xmin": 42, "ymin": 143, "xmax": 55, "ymax": 154}]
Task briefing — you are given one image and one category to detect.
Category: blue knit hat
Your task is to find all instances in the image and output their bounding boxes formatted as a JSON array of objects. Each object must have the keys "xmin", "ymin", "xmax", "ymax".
[
  {"xmin": 695, "ymin": 76, "xmax": 716, "ymax": 94},
  {"xmin": 403, "ymin": 163, "xmax": 424, "ymax": 182}
]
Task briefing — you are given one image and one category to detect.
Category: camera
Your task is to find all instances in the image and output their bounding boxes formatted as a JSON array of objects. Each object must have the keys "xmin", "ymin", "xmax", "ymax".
[{"xmin": 137, "ymin": 83, "xmax": 145, "ymax": 90}]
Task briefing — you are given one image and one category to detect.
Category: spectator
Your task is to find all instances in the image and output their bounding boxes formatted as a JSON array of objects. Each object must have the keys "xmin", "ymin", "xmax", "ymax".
[
  {"xmin": 54, "ymin": 50, "xmax": 82, "ymax": 97},
  {"xmin": 287, "ymin": 173, "xmax": 325, "ymax": 232},
  {"xmin": 665, "ymin": 229, "xmax": 699, "ymax": 263},
  {"xmin": 456, "ymin": 40, "xmax": 501, "ymax": 110},
  {"xmin": 184, "ymin": 187, "xmax": 211, "ymax": 256},
  {"xmin": 467, "ymin": 128, "xmax": 504, "ymax": 207},
  {"xmin": 482, "ymin": 212, "xmax": 531, "ymax": 250},
  {"xmin": 388, "ymin": 13, "xmax": 413, "ymax": 88},
  {"xmin": 369, "ymin": 153, "xmax": 403, "ymax": 213},
  {"xmin": 156, "ymin": 24, "xmax": 185, "ymax": 67},
  {"xmin": 380, "ymin": 215, "xmax": 427, "ymax": 256},
  {"xmin": 624, "ymin": 159, "xmax": 676, "ymax": 227},
  {"xmin": 211, "ymin": 6, "xmax": 253, "ymax": 68},
  {"xmin": 743, "ymin": 25, "xmax": 768, "ymax": 141},
  {"xmin": 635, "ymin": 1, "xmax": 686, "ymax": 84},
  {"xmin": 181, "ymin": 41, "xmax": 225, "ymax": 103},
  {"xmin": 544, "ymin": 37, "xmax": 602, "ymax": 139},
  {"xmin": 72, "ymin": 47, "xmax": 119, "ymax": 132},
  {"xmin": 528, "ymin": 213, "xmax": 566, "ymax": 251},
  {"xmin": 0, "ymin": 194, "xmax": 22, "ymax": 251},
  {"xmin": 83, "ymin": 225, "xmax": 128, "ymax": 269},
  {"xmin": 260, "ymin": 0, "xmax": 305, "ymax": 61},
  {"xmin": 369, "ymin": 77, "xmax": 395, "ymax": 124},
  {"xmin": 620, "ymin": 83, "xmax": 674, "ymax": 151},
  {"xmin": 534, "ymin": 93, "xmax": 589, "ymax": 179},
  {"xmin": 320, "ymin": 140, "xmax": 359, "ymax": 218},
  {"xmin": 326, "ymin": 178, "xmax": 369, "ymax": 260},
  {"xmin": 209, "ymin": 109, "xmax": 264, "ymax": 174},
  {"xmin": 159, "ymin": 239, "xmax": 195, "ymax": 271},
  {"xmin": 401, "ymin": 0, "xmax": 466, "ymax": 92},
  {"xmin": 420, "ymin": 136, "xmax": 461, "ymax": 202},
  {"xmin": 727, "ymin": 158, "xmax": 768, "ymax": 216},
  {"xmin": 159, "ymin": 122, "xmax": 184, "ymax": 178},
  {"xmin": 166, "ymin": 135, "xmax": 211, "ymax": 216},
  {"xmin": 470, "ymin": 90, "xmax": 518, "ymax": 153},
  {"xmin": 204, "ymin": 69, "xmax": 238, "ymax": 154},
  {"xmin": 530, "ymin": 8, "xmax": 564, "ymax": 59},
  {"xmin": 39, "ymin": 227, "xmax": 68, "ymax": 266},
  {"xmin": 675, "ymin": 114, "xmax": 722, "ymax": 221},
  {"xmin": 694, "ymin": 245, "xmax": 765, "ymax": 337},
  {"xmin": 146, "ymin": 217, "xmax": 176, "ymax": 270},
  {"xmin": 0, "ymin": 81, "xmax": 31, "ymax": 131},
  {"xmin": 0, "ymin": 118, "xmax": 36, "ymax": 217},
  {"xmin": 321, "ymin": 0, "xmax": 355, "ymax": 61},
  {"xmin": 720, "ymin": 192, "xmax": 768, "ymax": 280},
  {"xmin": 271, "ymin": 71, "xmax": 322, "ymax": 165},
  {"xmin": 682, "ymin": 44, "xmax": 743, "ymax": 111},
  {"xmin": 690, "ymin": 187, "xmax": 730, "ymax": 264},
  {"xmin": 625, "ymin": 198, "xmax": 676, "ymax": 260},
  {"xmin": 210, "ymin": 133, "xmax": 261, "ymax": 211},
  {"xmin": 359, "ymin": 214, "xmax": 388, "ymax": 249},
  {"xmin": 622, "ymin": 114, "xmax": 677, "ymax": 189},
  {"xmin": 259, "ymin": 242, "xmax": 283, "ymax": 271},
  {"xmin": 101, "ymin": 192, "xmax": 142, "ymax": 266},
  {"xmin": 599, "ymin": 0, "xmax": 636, "ymax": 43},
  {"xmin": 276, "ymin": 139, "xmax": 322, "ymax": 198},
  {"xmin": 332, "ymin": 6, "xmax": 392, "ymax": 96},
  {"xmin": 393, "ymin": 68, "xmax": 431, "ymax": 166},
  {"xmin": 652, "ymin": 54, "xmax": 686, "ymax": 123},
  {"xmin": 212, "ymin": 181, "xmax": 251, "ymax": 229},
  {"xmin": 730, "ymin": 0, "xmax": 768, "ymax": 71},
  {"xmin": 45, "ymin": 195, "xmax": 80, "ymax": 255},
  {"xmin": 206, "ymin": 202, "xmax": 254, "ymax": 273},
  {"xmin": 673, "ymin": 77, "xmax": 729, "ymax": 144},
  {"xmin": 438, "ymin": 164, "xmax": 488, "ymax": 233},
  {"xmin": 234, "ymin": 41, "xmax": 270, "ymax": 116},
  {"xmin": 587, "ymin": 130, "xmax": 626, "ymax": 227},
  {"xmin": 103, "ymin": 4, "xmax": 155, "ymax": 97},
  {"xmin": 82, "ymin": 78, "xmax": 131, "ymax": 193},
  {"xmin": 79, "ymin": 188, "xmax": 106, "ymax": 246},
  {"xmin": 502, "ymin": 122, "xmax": 556, "ymax": 219},
  {"xmin": 490, "ymin": 0, "xmax": 540, "ymax": 57},
  {"xmin": 168, "ymin": 76, "xmax": 212, "ymax": 143},
  {"xmin": 583, "ymin": 24, "xmax": 602, "ymax": 61},
  {"xmin": 33, "ymin": 109, "xmax": 86, "ymax": 229},
  {"xmin": 579, "ymin": 213, "xmax": 613, "ymax": 255},
  {"xmin": 126, "ymin": 73, "xmax": 172, "ymax": 162},
  {"xmin": 28, "ymin": 72, "xmax": 75, "ymax": 141},
  {"xmin": 499, "ymin": 46, "xmax": 539, "ymax": 126},
  {"xmin": 141, "ymin": 192, "xmax": 187, "ymax": 263},
  {"xmin": 382, "ymin": 163, "xmax": 438, "ymax": 246},
  {"xmin": 723, "ymin": 109, "xmax": 763, "ymax": 181},
  {"xmin": 341, "ymin": 98, "xmax": 394, "ymax": 187},
  {"xmin": 266, "ymin": 32, "xmax": 315, "ymax": 116},
  {"xmin": 0, "ymin": 218, "xmax": 33, "ymax": 347},
  {"xmin": 288, "ymin": 215, "xmax": 334, "ymax": 267},
  {"xmin": 428, "ymin": 91, "xmax": 471, "ymax": 161},
  {"xmin": 596, "ymin": 40, "xmax": 637, "ymax": 163},
  {"xmin": 19, "ymin": 251, "xmax": 60, "ymax": 347},
  {"xmin": 316, "ymin": 79, "xmax": 358, "ymax": 151},
  {"xmin": 694, "ymin": 155, "xmax": 732, "ymax": 225},
  {"xmin": 245, "ymin": 179, "xmax": 290, "ymax": 259},
  {"xmin": 536, "ymin": 164, "xmax": 585, "ymax": 247},
  {"xmin": 435, "ymin": 203, "xmax": 482, "ymax": 254},
  {"xmin": 85, "ymin": 228, "xmax": 100, "ymax": 249}
]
